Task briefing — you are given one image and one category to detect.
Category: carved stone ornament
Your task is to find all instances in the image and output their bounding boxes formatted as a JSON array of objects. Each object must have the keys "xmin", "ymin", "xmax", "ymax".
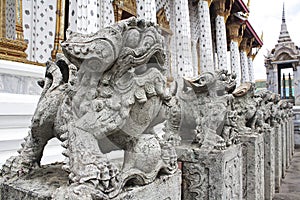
[
  {"xmin": 180, "ymin": 69, "xmax": 238, "ymax": 150},
  {"xmin": 0, "ymin": 17, "xmax": 180, "ymax": 199}
]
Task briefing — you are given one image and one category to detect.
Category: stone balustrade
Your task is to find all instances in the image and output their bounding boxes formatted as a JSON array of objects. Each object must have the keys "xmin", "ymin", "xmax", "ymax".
[{"xmin": 176, "ymin": 71, "xmax": 295, "ymax": 200}]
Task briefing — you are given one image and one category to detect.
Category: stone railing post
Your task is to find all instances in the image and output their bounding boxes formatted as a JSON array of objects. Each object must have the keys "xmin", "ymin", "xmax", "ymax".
[
  {"xmin": 263, "ymin": 127, "xmax": 275, "ymax": 200},
  {"xmin": 178, "ymin": 145, "xmax": 243, "ymax": 200},
  {"xmin": 281, "ymin": 117, "xmax": 287, "ymax": 178},
  {"xmin": 239, "ymin": 133, "xmax": 264, "ymax": 200},
  {"xmin": 274, "ymin": 122, "xmax": 282, "ymax": 192}
]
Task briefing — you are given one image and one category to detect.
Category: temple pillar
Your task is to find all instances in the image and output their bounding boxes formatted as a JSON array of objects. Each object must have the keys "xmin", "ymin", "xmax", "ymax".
[
  {"xmin": 246, "ymin": 39, "xmax": 255, "ymax": 83},
  {"xmin": 227, "ymin": 20, "xmax": 244, "ymax": 85},
  {"xmin": 230, "ymin": 40, "xmax": 241, "ymax": 84},
  {"xmin": 173, "ymin": 0, "xmax": 193, "ymax": 77},
  {"xmin": 137, "ymin": 0, "xmax": 156, "ymax": 23},
  {"xmin": 248, "ymin": 56, "xmax": 254, "ymax": 83},
  {"xmin": 214, "ymin": 0, "xmax": 232, "ymax": 71},
  {"xmin": 197, "ymin": 0, "xmax": 214, "ymax": 73},
  {"xmin": 76, "ymin": 0, "xmax": 100, "ymax": 33},
  {"xmin": 294, "ymin": 65, "xmax": 300, "ymax": 105},
  {"xmin": 70, "ymin": 0, "xmax": 115, "ymax": 33},
  {"xmin": 51, "ymin": 0, "xmax": 65, "ymax": 59},
  {"xmin": 240, "ymin": 38, "xmax": 250, "ymax": 83},
  {"xmin": 191, "ymin": 40, "xmax": 199, "ymax": 75}
]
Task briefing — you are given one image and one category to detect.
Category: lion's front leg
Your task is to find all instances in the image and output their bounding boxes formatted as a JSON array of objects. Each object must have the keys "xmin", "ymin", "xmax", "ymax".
[{"xmin": 63, "ymin": 124, "xmax": 120, "ymax": 198}]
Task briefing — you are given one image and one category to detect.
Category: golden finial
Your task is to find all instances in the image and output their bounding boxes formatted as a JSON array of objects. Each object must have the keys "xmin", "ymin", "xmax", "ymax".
[
  {"xmin": 260, "ymin": 31, "xmax": 264, "ymax": 42},
  {"xmin": 247, "ymin": 0, "xmax": 251, "ymax": 8}
]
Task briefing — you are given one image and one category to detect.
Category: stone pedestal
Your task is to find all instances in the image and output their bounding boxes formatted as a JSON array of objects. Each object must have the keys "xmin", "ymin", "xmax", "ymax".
[
  {"xmin": 239, "ymin": 133, "xmax": 264, "ymax": 200},
  {"xmin": 291, "ymin": 119, "xmax": 295, "ymax": 155},
  {"xmin": 177, "ymin": 144, "xmax": 243, "ymax": 200},
  {"xmin": 274, "ymin": 124, "xmax": 282, "ymax": 192},
  {"xmin": 281, "ymin": 122, "xmax": 287, "ymax": 178},
  {"xmin": 264, "ymin": 128, "xmax": 275, "ymax": 200},
  {"xmin": 0, "ymin": 163, "xmax": 182, "ymax": 200},
  {"xmin": 288, "ymin": 120, "xmax": 293, "ymax": 159}
]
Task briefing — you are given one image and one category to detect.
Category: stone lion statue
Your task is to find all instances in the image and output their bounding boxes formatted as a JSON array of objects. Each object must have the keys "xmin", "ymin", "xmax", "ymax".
[{"xmin": 1, "ymin": 18, "xmax": 179, "ymax": 199}]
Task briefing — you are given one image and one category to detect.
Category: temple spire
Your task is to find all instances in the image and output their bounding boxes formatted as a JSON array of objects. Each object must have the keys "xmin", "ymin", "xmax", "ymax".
[
  {"xmin": 278, "ymin": 2, "xmax": 291, "ymax": 43},
  {"xmin": 282, "ymin": 2, "xmax": 286, "ymax": 23}
]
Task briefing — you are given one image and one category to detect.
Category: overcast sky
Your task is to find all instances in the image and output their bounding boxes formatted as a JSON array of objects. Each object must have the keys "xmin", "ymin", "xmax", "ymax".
[{"xmin": 247, "ymin": 0, "xmax": 300, "ymax": 81}]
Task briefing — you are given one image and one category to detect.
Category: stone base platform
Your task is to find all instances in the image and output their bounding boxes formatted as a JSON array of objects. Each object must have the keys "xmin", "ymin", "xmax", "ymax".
[{"xmin": 0, "ymin": 163, "xmax": 182, "ymax": 200}]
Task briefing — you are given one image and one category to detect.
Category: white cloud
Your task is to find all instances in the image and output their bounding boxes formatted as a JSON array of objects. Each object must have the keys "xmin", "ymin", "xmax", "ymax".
[{"xmin": 247, "ymin": 0, "xmax": 300, "ymax": 81}]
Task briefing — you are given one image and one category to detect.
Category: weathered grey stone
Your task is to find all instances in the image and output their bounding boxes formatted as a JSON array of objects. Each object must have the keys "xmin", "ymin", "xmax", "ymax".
[
  {"xmin": 274, "ymin": 124, "xmax": 282, "ymax": 192},
  {"xmin": 290, "ymin": 120, "xmax": 293, "ymax": 155},
  {"xmin": 282, "ymin": 122, "xmax": 287, "ymax": 178},
  {"xmin": 264, "ymin": 128, "xmax": 275, "ymax": 200},
  {"xmin": 181, "ymin": 70, "xmax": 238, "ymax": 150},
  {"xmin": 286, "ymin": 121, "xmax": 291, "ymax": 168},
  {"xmin": 177, "ymin": 144, "xmax": 243, "ymax": 200},
  {"xmin": 239, "ymin": 133, "xmax": 264, "ymax": 200},
  {"xmin": 0, "ymin": 163, "xmax": 181, "ymax": 200}
]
